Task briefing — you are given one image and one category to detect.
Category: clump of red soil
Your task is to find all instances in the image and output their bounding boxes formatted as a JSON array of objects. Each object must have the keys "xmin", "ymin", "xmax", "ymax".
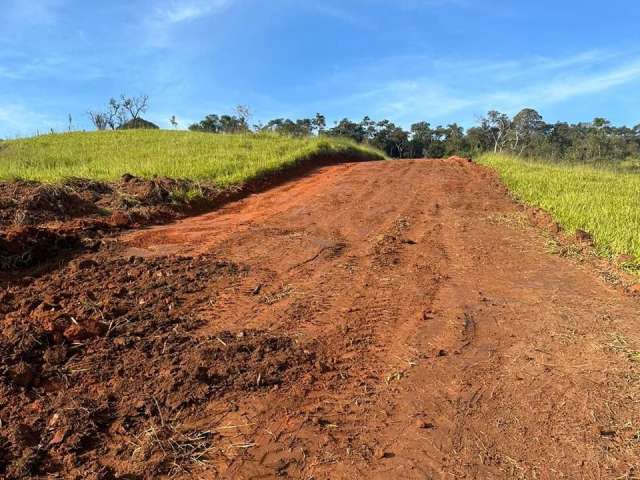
[
  {"xmin": 0, "ymin": 175, "xmax": 216, "ymax": 272},
  {"xmin": 0, "ymin": 177, "xmax": 213, "ymax": 230},
  {"xmin": 0, "ymin": 254, "xmax": 316, "ymax": 479}
]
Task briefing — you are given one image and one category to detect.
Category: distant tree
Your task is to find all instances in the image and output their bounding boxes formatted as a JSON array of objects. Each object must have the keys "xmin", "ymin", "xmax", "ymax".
[
  {"xmin": 482, "ymin": 110, "xmax": 511, "ymax": 153},
  {"xmin": 106, "ymin": 97, "xmax": 126, "ymax": 129},
  {"xmin": 88, "ymin": 111, "xmax": 109, "ymax": 130},
  {"xmin": 88, "ymin": 94, "xmax": 150, "ymax": 131},
  {"xmin": 120, "ymin": 94, "xmax": 149, "ymax": 122},
  {"xmin": 372, "ymin": 120, "xmax": 409, "ymax": 157},
  {"xmin": 510, "ymin": 108, "xmax": 545, "ymax": 156},
  {"xmin": 548, "ymin": 122, "xmax": 573, "ymax": 159},
  {"xmin": 189, "ymin": 111, "xmax": 248, "ymax": 134},
  {"xmin": 235, "ymin": 105, "xmax": 251, "ymax": 130},
  {"xmin": 359, "ymin": 116, "xmax": 377, "ymax": 142},
  {"xmin": 312, "ymin": 113, "xmax": 326, "ymax": 134},
  {"xmin": 327, "ymin": 118, "xmax": 366, "ymax": 143},
  {"xmin": 189, "ymin": 114, "xmax": 222, "ymax": 133},
  {"xmin": 220, "ymin": 114, "xmax": 248, "ymax": 133},
  {"xmin": 442, "ymin": 123, "xmax": 466, "ymax": 156},
  {"xmin": 409, "ymin": 121, "xmax": 432, "ymax": 157}
]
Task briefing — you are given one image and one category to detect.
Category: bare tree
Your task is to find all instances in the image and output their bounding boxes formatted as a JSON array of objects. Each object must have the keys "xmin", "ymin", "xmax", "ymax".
[
  {"xmin": 105, "ymin": 97, "xmax": 126, "ymax": 130},
  {"xmin": 88, "ymin": 94, "xmax": 150, "ymax": 130},
  {"xmin": 120, "ymin": 94, "xmax": 149, "ymax": 121},
  {"xmin": 88, "ymin": 111, "xmax": 109, "ymax": 130},
  {"xmin": 235, "ymin": 105, "xmax": 251, "ymax": 130}
]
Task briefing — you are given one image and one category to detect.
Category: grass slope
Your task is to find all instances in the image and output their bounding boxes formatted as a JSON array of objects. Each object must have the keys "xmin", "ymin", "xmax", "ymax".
[
  {"xmin": 0, "ymin": 130, "xmax": 384, "ymax": 185},
  {"xmin": 480, "ymin": 153, "xmax": 640, "ymax": 261}
]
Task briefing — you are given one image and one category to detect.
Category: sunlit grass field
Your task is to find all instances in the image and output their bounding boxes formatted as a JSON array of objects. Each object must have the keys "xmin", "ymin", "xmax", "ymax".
[
  {"xmin": 0, "ymin": 130, "xmax": 384, "ymax": 185},
  {"xmin": 479, "ymin": 153, "xmax": 640, "ymax": 261}
]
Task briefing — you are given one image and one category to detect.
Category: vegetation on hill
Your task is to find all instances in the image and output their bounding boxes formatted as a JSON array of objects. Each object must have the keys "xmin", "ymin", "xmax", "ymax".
[
  {"xmin": 187, "ymin": 107, "xmax": 640, "ymax": 163},
  {"xmin": 78, "ymin": 93, "xmax": 640, "ymax": 163},
  {"xmin": 479, "ymin": 153, "xmax": 640, "ymax": 262},
  {"xmin": 0, "ymin": 130, "xmax": 384, "ymax": 184},
  {"xmin": 118, "ymin": 118, "xmax": 159, "ymax": 130}
]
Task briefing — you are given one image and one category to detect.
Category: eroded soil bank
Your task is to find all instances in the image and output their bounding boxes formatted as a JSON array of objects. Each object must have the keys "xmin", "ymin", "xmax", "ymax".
[{"xmin": 1, "ymin": 159, "xmax": 639, "ymax": 479}]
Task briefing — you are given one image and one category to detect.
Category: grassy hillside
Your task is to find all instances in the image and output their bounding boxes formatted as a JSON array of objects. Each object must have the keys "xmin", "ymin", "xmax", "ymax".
[
  {"xmin": 0, "ymin": 130, "xmax": 384, "ymax": 185},
  {"xmin": 479, "ymin": 153, "xmax": 640, "ymax": 261}
]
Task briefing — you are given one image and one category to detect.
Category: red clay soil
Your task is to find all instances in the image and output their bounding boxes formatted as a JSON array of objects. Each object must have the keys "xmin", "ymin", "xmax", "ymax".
[
  {"xmin": 0, "ymin": 153, "xmax": 377, "ymax": 273},
  {"xmin": 1, "ymin": 158, "xmax": 639, "ymax": 479}
]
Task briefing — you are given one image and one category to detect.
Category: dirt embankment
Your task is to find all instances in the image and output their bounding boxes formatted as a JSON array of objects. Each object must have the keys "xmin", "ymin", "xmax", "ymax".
[
  {"xmin": 0, "ymin": 153, "xmax": 373, "ymax": 274},
  {"xmin": 0, "ymin": 176, "xmax": 209, "ymax": 272},
  {"xmin": 1, "ymin": 158, "xmax": 639, "ymax": 479}
]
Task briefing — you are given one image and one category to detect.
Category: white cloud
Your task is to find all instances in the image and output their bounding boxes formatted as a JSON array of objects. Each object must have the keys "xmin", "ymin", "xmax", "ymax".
[
  {"xmin": 156, "ymin": 0, "xmax": 229, "ymax": 24},
  {"xmin": 144, "ymin": 0, "xmax": 232, "ymax": 47}
]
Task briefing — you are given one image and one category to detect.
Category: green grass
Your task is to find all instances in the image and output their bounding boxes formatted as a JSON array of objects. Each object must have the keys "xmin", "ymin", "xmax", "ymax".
[
  {"xmin": 0, "ymin": 130, "xmax": 384, "ymax": 185},
  {"xmin": 479, "ymin": 153, "xmax": 640, "ymax": 262}
]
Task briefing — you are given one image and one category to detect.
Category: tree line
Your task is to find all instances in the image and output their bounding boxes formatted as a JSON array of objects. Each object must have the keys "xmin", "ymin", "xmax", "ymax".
[
  {"xmin": 87, "ymin": 96, "xmax": 640, "ymax": 163},
  {"xmin": 188, "ymin": 107, "xmax": 640, "ymax": 163}
]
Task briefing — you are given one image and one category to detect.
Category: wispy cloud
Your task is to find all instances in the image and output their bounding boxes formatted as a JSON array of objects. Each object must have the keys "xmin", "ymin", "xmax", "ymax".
[
  {"xmin": 144, "ymin": 0, "xmax": 232, "ymax": 47},
  {"xmin": 0, "ymin": 102, "xmax": 59, "ymax": 138},
  {"xmin": 316, "ymin": 49, "xmax": 640, "ymax": 125},
  {"xmin": 0, "ymin": 52, "xmax": 108, "ymax": 82}
]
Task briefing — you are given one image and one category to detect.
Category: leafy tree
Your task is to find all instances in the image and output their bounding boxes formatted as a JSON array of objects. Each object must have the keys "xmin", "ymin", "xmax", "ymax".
[
  {"xmin": 189, "ymin": 113, "xmax": 248, "ymax": 134},
  {"xmin": 409, "ymin": 121, "xmax": 432, "ymax": 157},
  {"xmin": 327, "ymin": 118, "xmax": 366, "ymax": 143},
  {"xmin": 189, "ymin": 114, "xmax": 223, "ymax": 133},
  {"xmin": 510, "ymin": 108, "xmax": 545, "ymax": 156}
]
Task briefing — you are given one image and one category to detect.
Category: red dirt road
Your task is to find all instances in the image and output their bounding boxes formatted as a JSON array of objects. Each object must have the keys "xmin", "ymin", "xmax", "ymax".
[
  {"xmin": 1, "ymin": 158, "xmax": 639, "ymax": 479},
  {"xmin": 122, "ymin": 159, "xmax": 640, "ymax": 479}
]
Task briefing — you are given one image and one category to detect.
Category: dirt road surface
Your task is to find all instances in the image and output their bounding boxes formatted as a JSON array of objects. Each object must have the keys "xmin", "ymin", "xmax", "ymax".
[{"xmin": 2, "ymin": 158, "xmax": 639, "ymax": 479}]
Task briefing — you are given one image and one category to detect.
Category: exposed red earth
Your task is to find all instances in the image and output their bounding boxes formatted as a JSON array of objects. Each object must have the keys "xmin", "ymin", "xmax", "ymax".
[{"xmin": 1, "ymin": 158, "xmax": 639, "ymax": 479}]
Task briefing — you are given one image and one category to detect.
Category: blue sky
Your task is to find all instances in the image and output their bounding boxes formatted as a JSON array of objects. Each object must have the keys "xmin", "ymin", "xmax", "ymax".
[{"xmin": 1, "ymin": 0, "xmax": 640, "ymax": 137}]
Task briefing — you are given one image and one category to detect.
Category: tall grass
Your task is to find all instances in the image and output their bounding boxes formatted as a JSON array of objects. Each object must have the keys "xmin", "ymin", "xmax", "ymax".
[
  {"xmin": 0, "ymin": 130, "xmax": 384, "ymax": 185},
  {"xmin": 479, "ymin": 153, "xmax": 640, "ymax": 261}
]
